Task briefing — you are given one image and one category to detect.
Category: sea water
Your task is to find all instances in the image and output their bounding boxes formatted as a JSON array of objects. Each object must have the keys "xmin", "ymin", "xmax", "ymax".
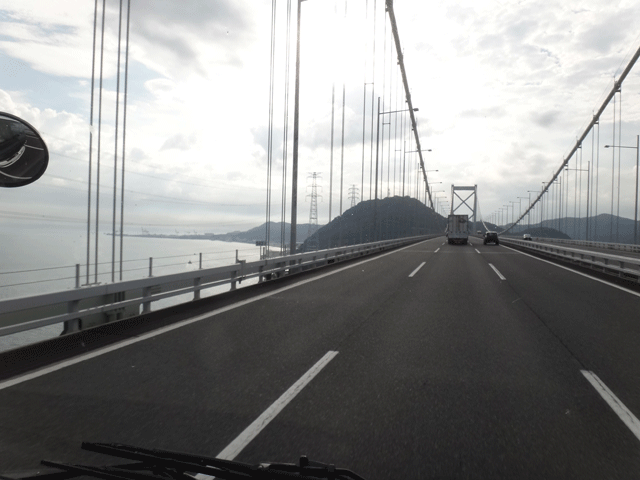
[{"xmin": 0, "ymin": 223, "xmax": 262, "ymax": 352}]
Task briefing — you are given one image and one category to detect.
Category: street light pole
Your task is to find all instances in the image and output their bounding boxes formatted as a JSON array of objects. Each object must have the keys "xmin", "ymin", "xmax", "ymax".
[
  {"xmin": 375, "ymin": 97, "xmax": 381, "ymax": 201},
  {"xmin": 528, "ymin": 190, "xmax": 539, "ymax": 232},
  {"xmin": 605, "ymin": 135, "xmax": 639, "ymax": 244},
  {"xmin": 509, "ymin": 201, "xmax": 518, "ymax": 230},
  {"xmin": 394, "ymin": 109, "xmax": 423, "ymax": 199},
  {"xmin": 402, "ymin": 151, "xmax": 432, "ymax": 197},
  {"xmin": 631, "ymin": 135, "xmax": 640, "ymax": 244},
  {"xmin": 566, "ymin": 165, "xmax": 590, "ymax": 240},
  {"xmin": 289, "ymin": 0, "xmax": 305, "ymax": 254}
]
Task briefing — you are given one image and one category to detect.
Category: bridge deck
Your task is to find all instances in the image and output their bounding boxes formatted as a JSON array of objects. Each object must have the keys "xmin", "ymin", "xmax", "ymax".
[{"xmin": 2, "ymin": 237, "xmax": 640, "ymax": 478}]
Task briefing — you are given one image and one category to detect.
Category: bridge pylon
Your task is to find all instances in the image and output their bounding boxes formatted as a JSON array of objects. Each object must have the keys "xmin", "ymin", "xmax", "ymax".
[{"xmin": 450, "ymin": 185, "xmax": 478, "ymax": 233}]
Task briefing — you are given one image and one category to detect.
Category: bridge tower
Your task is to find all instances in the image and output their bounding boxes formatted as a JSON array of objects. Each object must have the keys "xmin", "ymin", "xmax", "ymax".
[
  {"xmin": 450, "ymin": 185, "xmax": 478, "ymax": 233},
  {"xmin": 306, "ymin": 173, "xmax": 322, "ymax": 251}
]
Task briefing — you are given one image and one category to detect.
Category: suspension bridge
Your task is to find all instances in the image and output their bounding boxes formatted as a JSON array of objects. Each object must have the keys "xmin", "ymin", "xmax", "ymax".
[{"xmin": 3, "ymin": 1, "xmax": 640, "ymax": 478}]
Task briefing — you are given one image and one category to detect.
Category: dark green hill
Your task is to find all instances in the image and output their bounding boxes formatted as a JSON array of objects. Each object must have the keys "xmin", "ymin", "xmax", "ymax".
[
  {"xmin": 301, "ymin": 196, "xmax": 447, "ymax": 251},
  {"xmin": 519, "ymin": 227, "xmax": 571, "ymax": 239}
]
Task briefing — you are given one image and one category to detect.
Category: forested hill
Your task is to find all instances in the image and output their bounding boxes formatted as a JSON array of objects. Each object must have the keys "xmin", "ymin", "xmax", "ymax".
[{"xmin": 301, "ymin": 196, "xmax": 447, "ymax": 251}]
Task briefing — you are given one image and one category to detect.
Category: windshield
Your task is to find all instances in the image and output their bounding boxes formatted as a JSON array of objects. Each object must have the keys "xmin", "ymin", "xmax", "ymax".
[{"xmin": 2, "ymin": 1, "xmax": 640, "ymax": 479}]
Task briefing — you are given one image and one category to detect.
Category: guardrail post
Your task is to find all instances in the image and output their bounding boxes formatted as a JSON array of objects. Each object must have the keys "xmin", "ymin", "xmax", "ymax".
[
  {"xmin": 142, "ymin": 286, "xmax": 152, "ymax": 313},
  {"xmin": 199, "ymin": 253, "xmax": 203, "ymax": 269},
  {"xmin": 232, "ymin": 250, "xmax": 246, "ymax": 290},
  {"xmin": 75, "ymin": 264, "xmax": 80, "ymax": 289},
  {"xmin": 63, "ymin": 299, "xmax": 81, "ymax": 334},
  {"xmin": 148, "ymin": 257, "xmax": 153, "ymax": 277},
  {"xmin": 194, "ymin": 277, "xmax": 201, "ymax": 300}
]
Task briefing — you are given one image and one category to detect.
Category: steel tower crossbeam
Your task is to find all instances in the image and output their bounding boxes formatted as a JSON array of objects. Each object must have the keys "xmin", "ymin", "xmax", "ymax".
[{"xmin": 451, "ymin": 185, "xmax": 478, "ymax": 232}]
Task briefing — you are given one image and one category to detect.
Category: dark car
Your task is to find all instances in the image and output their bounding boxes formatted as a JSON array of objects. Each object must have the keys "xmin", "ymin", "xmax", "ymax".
[{"xmin": 484, "ymin": 231, "xmax": 499, "ymax": 245}]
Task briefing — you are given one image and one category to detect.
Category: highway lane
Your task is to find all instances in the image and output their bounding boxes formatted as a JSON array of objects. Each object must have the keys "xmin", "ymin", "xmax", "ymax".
[
  {"xmin": 485, "ymin": 242, "xmax": 640, "ymax": 423},
  {"xmin": 0, "ymin": 239, "xmax": 442, "ymax": 470},
  {"xmin": 2, "ymin": 236, "xmax": 640, "ymax": 478},
  {"xmin": 237, "ymin": 240, "xmax": 640, "ymax": 478}
]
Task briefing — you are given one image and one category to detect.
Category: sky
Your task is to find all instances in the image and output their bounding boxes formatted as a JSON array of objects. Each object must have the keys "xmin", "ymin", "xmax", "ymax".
[{"xmin": 1, "ymin": 0, "xmax": 640, "ymax": 237}]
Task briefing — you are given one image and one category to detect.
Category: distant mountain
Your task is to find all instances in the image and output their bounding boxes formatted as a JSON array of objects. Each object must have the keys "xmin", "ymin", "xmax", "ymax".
[
  {"xmin": 301, "ymin": 196, "xmax": 448, "ymax": 251},
  {"xmin": 519, "ymin": 227, "xmax": 571, "ymax": 239},
  {"xmin": 498, "ymin": 213, "xmax": 639, "ymax": 243},
  {"xmin": 479, "ymin": 221, "xmax": 570, "ymax": 239},
  {"xmin": 210, "ymin": 221, "xmax": 319, "ymax": 246}
]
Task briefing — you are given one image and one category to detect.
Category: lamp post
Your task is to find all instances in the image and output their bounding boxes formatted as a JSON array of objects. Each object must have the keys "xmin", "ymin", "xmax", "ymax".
[
  {"xmin": 528, "ymin": 190, "xmax": 539, "ymax": 232},
  {"xmin": 503, "ymin": 205, "xmax": 510, "ymax": 230},
  {"xmin": 517, "ymin": 197, "xmax": 527, "ymax": 232},
  {"xmin": 432, "ymin": 190, "xmax": 445, "ymax": 217},
  {"xmin": 373, "ymin": 102, "xmax": 418, "ymax": 241},
  {"xmin": 547, "ymin": 180, "xmax": 559, "ymax": 234},
  {"xmin": 565, "ymin": 163, "xmax": 590, "ymax": 240},
  {"xmin": 289, "ymin": 0, "xmax": 310, "ymax": 254},
  {"xmin": 605, "ymin": 135, "xmax": 639, "ymax": 244},
  {"xmin": 377, "ymin": 99, "xmax": 418, "ymax": 200},
  {"xmin": 423, "ymin": 181, "xmax": 441, "ymax": 208},
  {"xmin": 541, "ymin": 182, "xmax": 548, "ymax": 228},
  {"xmin": 402, "ymin": 149, "xmax": 431, "ymax": 197},
  {"xmin": 509, "ymin": 200, "xmax": 518, "ymax": 230}
]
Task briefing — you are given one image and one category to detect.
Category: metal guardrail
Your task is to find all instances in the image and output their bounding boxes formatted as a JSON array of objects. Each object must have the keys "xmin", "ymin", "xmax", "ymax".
[
  {"xmin": 500, "ymin": 238, "xmax": 640, "ymax": 282},
  {"xmin": 0, "ymin": 235, "xmax": 436, "ymax": 338},
  {"xmin": 519, "ymin": 237, "xmax": 640, "ymax": 254}
]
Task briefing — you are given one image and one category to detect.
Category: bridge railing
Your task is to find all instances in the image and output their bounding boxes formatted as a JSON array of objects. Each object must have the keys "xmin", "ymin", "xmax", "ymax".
[
  {"xmin": 504, "ymin": 236, "xmax": 640, "ymax": 254},
  {"xmin": 500, "ymin": 237, "xmax": 640, "ymax": 283},
  {"xmin": 0, "ymin": 235, "xmax": 437, "ymax": 339}
]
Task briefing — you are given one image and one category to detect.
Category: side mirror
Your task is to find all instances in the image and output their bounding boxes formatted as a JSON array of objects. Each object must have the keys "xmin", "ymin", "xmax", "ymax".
[{"xmin": 0, "ymin": 112, "xmax": 49, "ymax": 187}]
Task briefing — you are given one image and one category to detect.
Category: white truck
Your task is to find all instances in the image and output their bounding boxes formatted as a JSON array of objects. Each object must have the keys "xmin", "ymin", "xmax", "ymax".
[{"xmin": 446, "ymin": 214, "xmax": 469, "ymax": 245}]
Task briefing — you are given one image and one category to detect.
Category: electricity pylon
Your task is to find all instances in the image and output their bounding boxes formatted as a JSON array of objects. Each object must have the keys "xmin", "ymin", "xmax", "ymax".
[
  {"xmin": 306, "ymin": 173, "xmax": 322, "ymax": 251},
  {"xmin": 348, "ymin": 185, "xmax": 359, "ymax": 208}
]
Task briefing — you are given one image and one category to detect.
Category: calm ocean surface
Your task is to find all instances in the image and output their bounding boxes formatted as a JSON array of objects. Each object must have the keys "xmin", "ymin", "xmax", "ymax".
[{"xmin": 0, "ymin": 223, "xmax": 263, "ymax": 352}]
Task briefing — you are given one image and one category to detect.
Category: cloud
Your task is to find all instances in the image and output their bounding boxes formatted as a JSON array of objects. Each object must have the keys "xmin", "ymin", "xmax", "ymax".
[
  {"xmin": 577, "ymin": 10, "xmax": 635, "ymax": 55},
  {"xmin": 160, "ymin": 133, "xmax": 198, "ymax": 151},
  {"xmin": 531, "ymin": 110, "xmax": 562, "ymax": 127},
  {"xmin": 130, "ymin": 0, "xmax": 256, "ymax": 79},
  {"xmin": 3, "ymin": 0, "xmax": 640, "ymax": 230},
  {"xmin": 459, "ymin": 106, "xmax": 506, "ymax": 119}
]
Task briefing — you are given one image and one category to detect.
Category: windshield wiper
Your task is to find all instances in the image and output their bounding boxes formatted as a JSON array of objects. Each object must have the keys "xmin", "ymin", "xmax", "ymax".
[{"xmin": 3, "ymin": 442, "xmax": 366, "ymax": 480}]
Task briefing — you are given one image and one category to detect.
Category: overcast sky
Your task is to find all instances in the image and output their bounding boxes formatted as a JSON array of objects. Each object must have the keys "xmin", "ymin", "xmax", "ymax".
[{"xmin": 1, "ymin": 0, "xmax": 640, "ymax": 235}]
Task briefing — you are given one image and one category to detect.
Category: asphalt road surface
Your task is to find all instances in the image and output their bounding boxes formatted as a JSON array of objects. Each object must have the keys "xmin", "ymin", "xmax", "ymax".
[{"xmin": 3, "ymin": 237, "xmax": 640, "ymax": 479}]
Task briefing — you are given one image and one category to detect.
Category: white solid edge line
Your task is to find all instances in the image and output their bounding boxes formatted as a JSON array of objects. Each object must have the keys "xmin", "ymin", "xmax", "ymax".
[
  {"xmin": 195, "ymin": 351, "xmax": 339, "ymax": 479},
  {"xmin": 488, "ymin": 263, "xmax": 506, "ymax": 280},
  {"xmin": 0, "ymin": 240, "xmax": 428, "ymax": 391},
  {"xmin": 581, "ymin": 370, "xmax": 640, "ymax": 442},
  {"xmin": 501, "ymin": 245, "xmax": 640, "ymax": 299},
  {"xmin": 409, "ymin": 261, "xmax": 427, "ymax": 277},
  {"xmin": 434, "ymin": 247, "xmax": 440, "ymax": 253}
]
